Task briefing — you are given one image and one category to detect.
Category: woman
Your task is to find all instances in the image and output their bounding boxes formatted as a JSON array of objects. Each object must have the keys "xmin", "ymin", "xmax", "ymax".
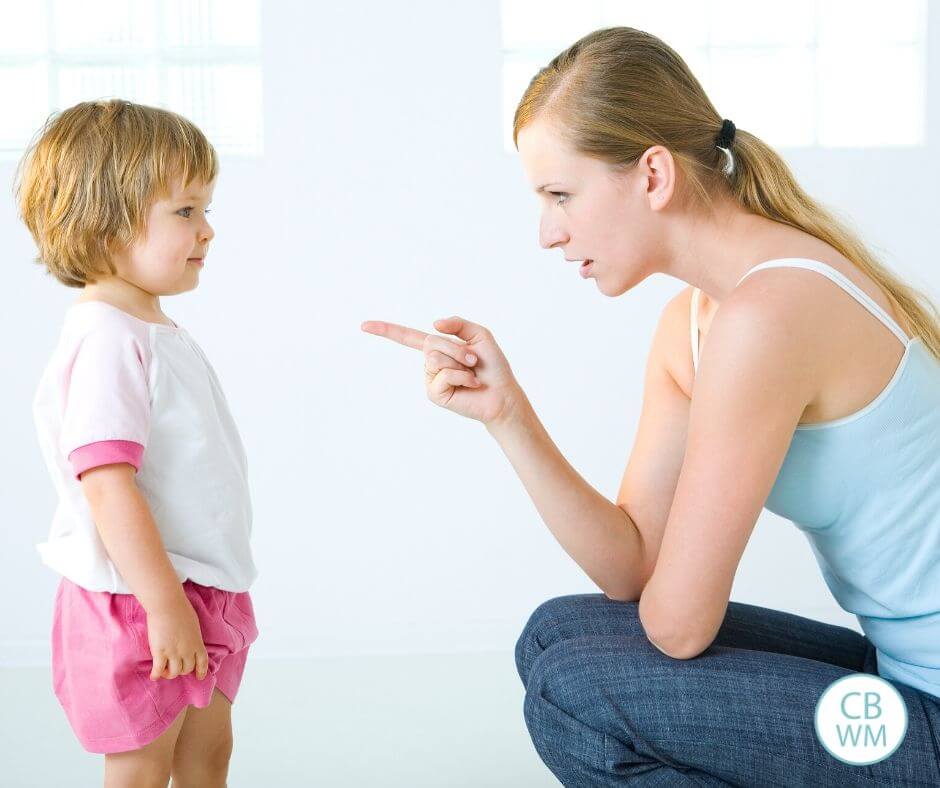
[{"xmin": 362, "ymin": 27, "xmax": 940, "ymax": 786}]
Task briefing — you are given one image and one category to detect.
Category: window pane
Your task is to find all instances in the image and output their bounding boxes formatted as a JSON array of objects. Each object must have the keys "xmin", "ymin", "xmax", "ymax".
[
  {"xmin": 709, "ymin": 47, "xmax": 815, "ymax": 147},
  {"xmin": 818, "ymin": 0, "xmax": 924, "ymax": 45},
  {"xmin": 818, "ymin": 45, "xmax": 924, "ymax": 146},
  {"xmin": 0, "ymin": 64, "xmax": 50, "ymax": 150},
  {"xmin": 600, "ymin": 0, "xmax": 709, "ymax": 51},
  {"xmin": 57, "ymin": 65, "xmax": 160, "ymax": 108},
  {"xmin": 53, "ymin": 0, "xmax": 157, "ymax": 53},
  {"xmin": 0, "ymin": 1, "xmax": 47, "ymax": 55},
  {"xmin": 166, "ymin": 63, "xmax": 263, "ymax": 154},
  {"xmin": 162, "ymin": 0, "xmax": 260, "ymax": 49},
  {"xmin": 709, "ymin": 0, "xmax": 814, "ymax": 47},
  {"xmin": 502, "ymin": 0, "xmax": 603, "ymax": 52},
  {"xmin": 0, "ymin": 0, "xmax": 263, "ymax": 158},
  {"xmin": 501, "ymin": 0, "xmax": 927, "ymax": 151}
]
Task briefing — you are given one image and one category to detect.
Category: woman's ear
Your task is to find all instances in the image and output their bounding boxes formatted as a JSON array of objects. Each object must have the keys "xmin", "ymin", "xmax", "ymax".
[{"xmin": 638, "ymin": 145, "xmax": 676, "ymax": 211}]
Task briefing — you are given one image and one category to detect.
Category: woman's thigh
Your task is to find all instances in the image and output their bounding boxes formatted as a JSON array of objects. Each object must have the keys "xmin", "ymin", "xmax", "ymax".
[
  {"xmin": 517, "ymin": 595, "xmax": 940, "ymax": 786},
  {"xmin": 515, "ymin": 593, "xmax": 875, "ymax": 687}
]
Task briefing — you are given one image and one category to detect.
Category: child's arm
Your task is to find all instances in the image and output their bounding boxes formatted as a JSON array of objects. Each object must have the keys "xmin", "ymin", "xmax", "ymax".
[{"xmin": 81, "ymin": 462, "xmax": 208, "ymax": 680}]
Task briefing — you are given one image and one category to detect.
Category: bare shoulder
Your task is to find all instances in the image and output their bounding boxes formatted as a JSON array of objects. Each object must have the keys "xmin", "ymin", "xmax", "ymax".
[
  {"xmin": 665, "ymin": 275, "xmax": 826, "ymax": 401},
  {"xmin": 653, "ymin": 286, "xmax": 700, "ymax": 399}
]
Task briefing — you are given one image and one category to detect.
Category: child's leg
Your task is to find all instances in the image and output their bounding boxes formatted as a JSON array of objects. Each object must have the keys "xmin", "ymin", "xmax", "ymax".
[
  {"xmin": 103, "ymin": 705, "xmax": 189, "ymax": 788},
  {"xmin": 169, "ymin": 688, "xmax": 233, "ymax": 788}
]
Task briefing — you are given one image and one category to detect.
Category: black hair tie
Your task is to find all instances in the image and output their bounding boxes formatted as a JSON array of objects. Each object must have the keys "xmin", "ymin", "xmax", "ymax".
[{"xmin": 715, "ymin": 119, "xmax": 736, "ymax": 149}]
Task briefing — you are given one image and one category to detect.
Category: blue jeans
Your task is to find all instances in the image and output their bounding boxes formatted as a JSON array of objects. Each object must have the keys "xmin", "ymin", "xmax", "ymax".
[{"xmin": 516, "ymin": 594, "xmax": 940, "ymax": 786}]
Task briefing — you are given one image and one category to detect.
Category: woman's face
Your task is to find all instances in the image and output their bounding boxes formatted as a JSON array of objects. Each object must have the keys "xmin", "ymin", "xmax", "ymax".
[{"xmin": 517, "ymin": 118, "xmax": 675, "ymax": 296}]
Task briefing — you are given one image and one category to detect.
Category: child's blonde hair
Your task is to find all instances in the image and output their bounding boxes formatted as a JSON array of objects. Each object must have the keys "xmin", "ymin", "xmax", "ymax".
[
  {"xmin": 514, "ymin": 27, "xmax": 940, "ymax": 361},
  {"xmin": 15, "ymin": 99, "xmax": 218, "ymax": 288}
]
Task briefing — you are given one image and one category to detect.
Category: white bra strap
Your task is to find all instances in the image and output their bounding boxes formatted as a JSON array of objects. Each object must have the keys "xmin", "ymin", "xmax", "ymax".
[
  {"xmin": 736, "ymin": 259, "xmax": 910, "ymax": 347},
  {"xmin": 690, "ymin": 287, "xmax": 701, "ymax": 372}
]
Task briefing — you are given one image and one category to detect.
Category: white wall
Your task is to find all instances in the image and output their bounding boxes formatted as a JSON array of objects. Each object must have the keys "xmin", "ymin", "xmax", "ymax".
[{"xmin": 3, "ymin": 0, "xmax": 940, "ymax": 663}]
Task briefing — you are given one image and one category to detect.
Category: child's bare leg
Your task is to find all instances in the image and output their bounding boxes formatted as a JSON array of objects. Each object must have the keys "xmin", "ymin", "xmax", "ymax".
[
  {"xmin": 169, "ymin": 688, "xmax": 233, "ymax": 788},
  {"xmin": 104, "ymin": 705, "xmax": 189, "ymax": 788}
]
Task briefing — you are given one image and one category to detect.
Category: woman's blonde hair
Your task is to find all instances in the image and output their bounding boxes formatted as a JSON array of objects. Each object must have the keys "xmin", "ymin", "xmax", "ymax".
[
  {"xmin": 513, "ymin": 27, "xmax": 940, "ymax": 360},
  {"xmin": 15, "ymin": 99, "xmax": 218, "ymax": 288}
]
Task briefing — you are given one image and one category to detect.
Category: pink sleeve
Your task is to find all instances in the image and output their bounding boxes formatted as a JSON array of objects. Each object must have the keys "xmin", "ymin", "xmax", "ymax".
[{"xmin": 68, "ymin": 440, "xmax": 145, "ymax": 481}]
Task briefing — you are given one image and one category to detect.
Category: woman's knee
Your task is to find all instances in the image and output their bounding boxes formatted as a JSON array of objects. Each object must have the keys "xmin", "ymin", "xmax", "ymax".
[
  {"xmin": 522, "ymin": 637, "xmax": 680, "ymax": 785},
  {"xmin": 521, "ymin": 639, "xmax": 614, "ymax": 784},
  {"xmin": 515, "ymin": 593, "xmax": 640, "ymax": 688},
  {"xmin": 515, "ymin": 594, "xmax": 590, "ymax": 687}
]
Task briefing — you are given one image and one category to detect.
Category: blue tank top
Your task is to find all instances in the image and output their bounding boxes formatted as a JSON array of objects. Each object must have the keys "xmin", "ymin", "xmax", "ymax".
[{"xmin": 691, "ymin": 258, "xmax": 940, "ymax": 700}]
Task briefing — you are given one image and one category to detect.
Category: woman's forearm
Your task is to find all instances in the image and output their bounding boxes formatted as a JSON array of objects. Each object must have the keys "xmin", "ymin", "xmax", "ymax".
[
  {"xmin": 82, "ymin": 469, "xmax": 188, "ymax": 613},
  {"xmin": 486, "ymin": 390, "xmax": 648, "ymax": 601}
]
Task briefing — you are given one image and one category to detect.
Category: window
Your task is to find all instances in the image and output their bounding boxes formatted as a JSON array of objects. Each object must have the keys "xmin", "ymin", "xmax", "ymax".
[
  {"xmin": 0, "ymin": 0, "xmax": 263, "ymax": 158},
  {"xmin": 501, "ymin": 0, "xmax": 926, "ymax": 152}
]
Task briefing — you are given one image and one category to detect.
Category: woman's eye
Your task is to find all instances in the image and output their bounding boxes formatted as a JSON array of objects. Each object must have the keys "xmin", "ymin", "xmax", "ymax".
[{"xmin": 550, "ymin": 191, "xmax": 569, "ymax": 205}]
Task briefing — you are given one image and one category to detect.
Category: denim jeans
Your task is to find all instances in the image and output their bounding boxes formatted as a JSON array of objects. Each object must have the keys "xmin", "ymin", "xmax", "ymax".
[{"xmin": 516, "ymin": 594, "xmax": 940, "ymax": 786}]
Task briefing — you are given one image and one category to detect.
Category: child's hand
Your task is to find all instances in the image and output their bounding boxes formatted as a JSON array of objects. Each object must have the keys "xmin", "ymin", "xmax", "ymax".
[{"xmin": 144, "ymin": 597, "xmax": 210, "ymax": 681}]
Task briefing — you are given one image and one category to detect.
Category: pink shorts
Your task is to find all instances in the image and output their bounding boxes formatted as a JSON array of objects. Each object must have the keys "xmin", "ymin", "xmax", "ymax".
[{"xmin": 51, "ymin": 576, "xmax": 259, "ymax": 754}]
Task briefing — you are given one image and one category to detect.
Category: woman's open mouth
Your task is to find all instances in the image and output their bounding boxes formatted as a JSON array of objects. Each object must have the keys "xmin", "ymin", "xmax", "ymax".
[{"xmin": 579, "ymin": 260, "xmax": 594, "ymax": 278}]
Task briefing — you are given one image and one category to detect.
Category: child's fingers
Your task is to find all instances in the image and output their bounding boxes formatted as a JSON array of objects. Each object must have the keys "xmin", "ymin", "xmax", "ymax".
[
  {"xmin": 164, "ymin": 656, "xmax": 182, "ymax": 679},
  {"xmin": 180, "ymin": 653, "xmax": 196, "ymax": 676},
  {"xmin": 150, "ymin": 652, "xmax": 167, "ymax": 681},
  {"xmin": 196, "ymin": 649, "xmax": 209, "ymax": 680}
]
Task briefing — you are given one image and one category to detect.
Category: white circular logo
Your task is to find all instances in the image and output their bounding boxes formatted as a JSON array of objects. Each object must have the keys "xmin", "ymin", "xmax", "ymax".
[{"xmin": 814, "ymin": 674, "xmax": 908, "ymax": 765}]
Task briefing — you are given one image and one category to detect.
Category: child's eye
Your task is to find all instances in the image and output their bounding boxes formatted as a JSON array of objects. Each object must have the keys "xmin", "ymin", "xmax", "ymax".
[
  {"xmin": 549, "ymin": 191, "xmax": 569, "ymax": 205},
  {"xmin": 177, "ymin": 207, "xmax": 211, "ymax": 218}
]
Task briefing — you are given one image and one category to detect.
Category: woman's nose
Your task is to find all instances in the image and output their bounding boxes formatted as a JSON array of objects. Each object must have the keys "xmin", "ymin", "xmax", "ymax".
[{"xmin": 539, "ymin": 216, "xmax": 569, "ymax": 250}]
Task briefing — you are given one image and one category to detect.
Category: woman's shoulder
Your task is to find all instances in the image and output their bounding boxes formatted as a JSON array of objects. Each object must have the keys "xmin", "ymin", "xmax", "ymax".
[
  {"xmin": 727, "ymin": 252, "xmax": 914, "ymax": 338},
  {"xmin": 663, "ymin": 253, "xmax": 861, "ymax": 398},
  {"xmin": 656, "ymin": 286, "xmax": 703, "ymax": 399}
]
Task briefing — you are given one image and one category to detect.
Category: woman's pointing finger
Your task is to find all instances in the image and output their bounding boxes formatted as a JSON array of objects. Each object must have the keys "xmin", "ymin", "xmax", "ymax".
[{"xmin": 360, "ymin": 320, "xmax": 429, "ymax": 351}]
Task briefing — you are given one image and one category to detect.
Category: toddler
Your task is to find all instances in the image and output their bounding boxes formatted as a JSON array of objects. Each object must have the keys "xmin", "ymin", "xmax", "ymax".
[{"xmin": 19, "ymin": 99, "xmax": 258, "ymax": 787}]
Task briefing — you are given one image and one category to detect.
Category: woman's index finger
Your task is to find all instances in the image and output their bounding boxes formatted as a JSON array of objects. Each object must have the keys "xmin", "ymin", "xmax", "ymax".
[{"xmin": 360, "ymin": 320, "xmax": 428, "ymax": 351}]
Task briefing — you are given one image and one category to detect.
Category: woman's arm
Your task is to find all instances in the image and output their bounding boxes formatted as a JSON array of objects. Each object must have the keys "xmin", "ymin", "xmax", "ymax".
[
  {"xmin": 485, "ymin": 291, "xmax": 697, "ymax": 602},
  {"xmin": 486, "ymin": 391, "xmax": 648, "ymax": 601},
  {"xmin": 363, "ymin": 311, "xmax": 689, "ymax": 601}
]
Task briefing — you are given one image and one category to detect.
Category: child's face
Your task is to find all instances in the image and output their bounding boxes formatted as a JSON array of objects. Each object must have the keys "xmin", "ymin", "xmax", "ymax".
[{"xmin": 112, "ymin": 177, "xmax": 216, "ymax": 296}]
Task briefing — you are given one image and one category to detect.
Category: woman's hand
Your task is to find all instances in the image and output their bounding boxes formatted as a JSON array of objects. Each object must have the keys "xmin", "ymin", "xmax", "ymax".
[
  {"xmin": 145, "ymin": 596, "xmax": 209, "ymax": 682},
  {"xmin": 361, "ymin": 315, "xmax": 524, "ymax": 425}
]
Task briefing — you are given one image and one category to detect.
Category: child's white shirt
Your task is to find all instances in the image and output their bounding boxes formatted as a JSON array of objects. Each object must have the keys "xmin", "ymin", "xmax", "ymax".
[{"xmin": 33, "ymin": 301, "xmax": 258, "ymax": 593}]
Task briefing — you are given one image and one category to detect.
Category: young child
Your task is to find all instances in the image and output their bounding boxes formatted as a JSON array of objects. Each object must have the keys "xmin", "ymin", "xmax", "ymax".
[{"xmin": 19, "ymin": 99, "xmax": 258, "ymax": 786}]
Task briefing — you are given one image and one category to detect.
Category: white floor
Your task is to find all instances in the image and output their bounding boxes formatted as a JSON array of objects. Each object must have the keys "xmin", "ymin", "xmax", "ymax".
[{"xmin": 2, "ymin": 651, "xmax": 558, "ymax": 787}]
